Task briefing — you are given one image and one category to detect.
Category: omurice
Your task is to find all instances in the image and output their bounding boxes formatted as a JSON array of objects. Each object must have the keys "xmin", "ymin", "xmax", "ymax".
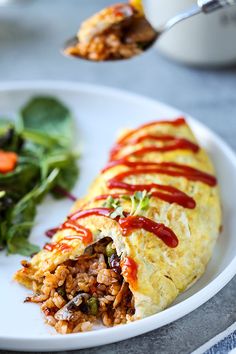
[{"xmin": 14, "ymin": 117, "xmax": 221, "ymax": 334}]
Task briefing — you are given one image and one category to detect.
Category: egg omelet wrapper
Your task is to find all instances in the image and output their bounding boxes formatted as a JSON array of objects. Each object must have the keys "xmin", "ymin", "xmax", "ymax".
[{"xmin": 15, "ymin": 119, "xmax": 221, "ymax": 320}]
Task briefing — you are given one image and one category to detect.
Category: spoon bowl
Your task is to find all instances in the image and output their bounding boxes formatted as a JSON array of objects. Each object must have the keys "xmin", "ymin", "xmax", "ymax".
[
  {"xmin": 63, "ymin": 0, "xmax": 236, "ymax": 62},
  {"xmin": 63, "ymin": 37, "xmax": 81, "ymax": 59},
  {"xmin": 63, "ymin": 9, "xmax": 158, "ymax": 62}
]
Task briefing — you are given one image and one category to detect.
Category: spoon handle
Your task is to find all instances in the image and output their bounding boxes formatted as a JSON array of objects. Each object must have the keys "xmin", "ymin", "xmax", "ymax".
[
  {"xmin": 161, "ymin": 0, "xmax": 235, "ymax": 33},
  {"xmin": 198, "ymin": 0, "xmax": 236, "ymax": 13}
]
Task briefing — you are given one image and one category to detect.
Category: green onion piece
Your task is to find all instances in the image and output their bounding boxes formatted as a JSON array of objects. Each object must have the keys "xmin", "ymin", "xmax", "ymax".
[
  {"xmin": 106, "ymin": 242, "xmax": 116, "ymax": 257},
  {"xmin": 87, "ymin": 297, "xmax": 98, "ymax": 315},
  {"xmin": 57, "ymin": 285, "xmax": 66, "ymax": 298}
]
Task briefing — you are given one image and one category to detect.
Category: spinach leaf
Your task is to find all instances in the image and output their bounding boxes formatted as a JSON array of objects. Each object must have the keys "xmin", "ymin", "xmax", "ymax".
[
  {"xmin": 10, "ymin": 168, "xmax": 59, "ymax": 218},
  {"xmin": 0, "ymin": 96, "xmax": 79, "ymax": 256},
  {"xmin": 7, "ymin": 225, "xmax": 40, "ymax": 256},
  {"xmin": 39, "ymin": 150, "xmax": 79, "ymax": 197},
  {"xmin": 6, "ymin": 169, "xmax": 59, "ymax": 255},
  {"xmin": 0, "ymin": 164, "xmax": 40, "ymax": 197},
  {"xmin": 52, "ymin": 160, "xmax": 79, "ymax": 198},
  {"xmin": 0, "ymin": 126, "xmax": 24, "ymax": 152},
  {"xmin": 20, "ymin": 96, "xmax": 73, "ymax": 147},
  {"xmin": 22, "ymin": 129, "xmax": 60, "ymax": 149},
  {"xmin": 0, "ymin": 119, "xmax": 12, "ymax": 134},
  {"xmin": 1, "ymin": 193, "xmax": 37, "ymax": 254},
  {"xmin": 0, "ymin": 220, "xmax": 7, "ymax": 250}
]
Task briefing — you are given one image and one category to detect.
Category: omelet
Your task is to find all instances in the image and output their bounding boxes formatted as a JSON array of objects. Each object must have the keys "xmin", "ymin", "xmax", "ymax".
[{"xmin": 15, "ymin": 117, "xmax": 221, "ymax": 333}]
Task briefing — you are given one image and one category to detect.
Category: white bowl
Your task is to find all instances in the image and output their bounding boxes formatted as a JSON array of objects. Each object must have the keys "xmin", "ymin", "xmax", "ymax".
[{"xmin": 143, "ymin": 0, "xmax": 236, "ymax": 66}]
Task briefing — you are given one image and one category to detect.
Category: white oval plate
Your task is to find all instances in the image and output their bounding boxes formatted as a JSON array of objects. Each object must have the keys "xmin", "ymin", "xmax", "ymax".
[{"xmin": 0, "ymin": 82, "xmax": 235, "ymax": 352}]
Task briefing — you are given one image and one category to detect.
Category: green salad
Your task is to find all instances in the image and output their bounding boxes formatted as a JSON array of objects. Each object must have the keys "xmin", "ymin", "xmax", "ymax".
[{"xmin": 0, "ymin": 96, "xmax": 79, "ymax": 256}]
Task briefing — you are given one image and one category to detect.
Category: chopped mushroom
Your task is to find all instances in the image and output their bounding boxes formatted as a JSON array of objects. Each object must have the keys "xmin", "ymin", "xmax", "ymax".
[
  {"xmin": 55, "ymin": 293, "xmax": 90, "ymax": 321},
  {"xmin": 113, "ymin": 281, "xmax": 129, "ymax": 308}
]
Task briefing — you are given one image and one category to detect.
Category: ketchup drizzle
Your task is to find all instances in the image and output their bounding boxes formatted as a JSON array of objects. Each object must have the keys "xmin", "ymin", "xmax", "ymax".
[
  {"xmin": 70, "ymin": 207, "xmax": 112, "ymax": 221},
  {"xmin": 94, "ymin": 192, "xmax": 133, "ymax": 201},
  {"xmin": 68, "ymin": 207, "xmax": 178, "ymax": 248},
  {"xmin": 44, "ymin": 242, "xmax": 71, "ymax": 252},
  {"xmin": 44, "ymin": 117, "xmax": 217, "ymax": 264},
  {"xmin": 94, "ymin": 190, "xmax": 195, "ymax": 209},
  {"xmin": 116, "ymin": 117, "xmax": 186, "ymax": 146},
  {"xmin": 108, "ymin": 166, "xmax": 216, "ymax": 187},
  {"xmin": 110, "ymin": 117, "xmax": 189, "ymax": 160},
  {"xmin": 120, "ymin": 257, "xmax": 138, "ymax": 288},
  {"xmin": 60, "ymin": 220, "xmax": 93, "ymax": 245},
  {"xmin": 110, "ymin": 138, "xmax": 199, "ymax": 161},
  {"xmin": 119, "ymin": 216, "xmax": 179, "ymax": 248},
  {"xmin": 102, "ymin": 160, "xmax": 217, "ymax": 187},
  {"xmin": 108, "ymin": 180, "xmax": 195, "ymax": 209}
]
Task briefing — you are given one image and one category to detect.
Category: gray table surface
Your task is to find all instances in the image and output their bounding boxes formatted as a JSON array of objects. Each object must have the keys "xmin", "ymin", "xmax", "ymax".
[{"xmin": 0, "ymin": 0, "xmax": 235, "ymax": 353}]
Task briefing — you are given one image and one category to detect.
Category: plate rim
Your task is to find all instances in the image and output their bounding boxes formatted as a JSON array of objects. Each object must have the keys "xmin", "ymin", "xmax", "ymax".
[{"xmin": 0, "ymin": 80, "xmax": 235, "ymax": 350}]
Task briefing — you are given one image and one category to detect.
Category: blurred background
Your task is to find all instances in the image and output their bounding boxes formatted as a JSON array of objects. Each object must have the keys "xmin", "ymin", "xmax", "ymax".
[
  {"xmin": 0, "ymin": 1, "xmax": 235, "ymax": 353},
  {"xmin": 0, "ymin": 0, "xmax": 235, "ymax": 151}
]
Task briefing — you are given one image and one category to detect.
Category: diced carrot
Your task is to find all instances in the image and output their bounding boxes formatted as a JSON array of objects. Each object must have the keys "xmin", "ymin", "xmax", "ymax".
[{"xmin": 0, "ymin": 150, "xmax": 18, "ymax": 173}]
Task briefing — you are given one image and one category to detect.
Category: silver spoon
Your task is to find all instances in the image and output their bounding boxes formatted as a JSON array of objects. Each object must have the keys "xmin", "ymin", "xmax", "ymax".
[{"xmin": 63, "ymin": 0, "xmax": 236, "ymax": 61}]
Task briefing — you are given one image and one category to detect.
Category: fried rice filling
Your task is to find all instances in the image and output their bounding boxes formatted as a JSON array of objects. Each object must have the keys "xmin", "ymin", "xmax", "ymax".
[
  {"xmin": 25, "ymin": 238, "xmax": 135, "ymax": 334},
  {"xmin": 65, "ymin": 15, "xmax": 156, "ymax": 61},
  {"xmin": 65, "ymin": 27, "xmax": 142, "ymax": 61}
]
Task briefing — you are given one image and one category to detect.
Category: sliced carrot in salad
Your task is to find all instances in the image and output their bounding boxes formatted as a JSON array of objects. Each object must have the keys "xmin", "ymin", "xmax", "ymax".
[{"xmin": 0, "ymin": 150, "xmax": 18, "ymax": 173}]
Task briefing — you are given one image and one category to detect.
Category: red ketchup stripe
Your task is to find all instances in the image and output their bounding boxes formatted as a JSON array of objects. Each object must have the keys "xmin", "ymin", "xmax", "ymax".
[
  {"xmin": 60, "ymin": 220, "xmax": 93, "ymax": 245},
  {"xmin": 107, "ymin": 166, "xmax": 216, "ymax": 187},
  {"xmin": 110, "ymin": 140, "xmax": 199, "ymax": 161},
  {"xmin": 44, "ymin": 209, "xmax": 116, "ymax": 252},
  {"xmin": 130, "ymin": 134, "xmax": 180, "ymax": 144},
  {"xmin": 110, "ymin": 137, "xmax": 199, "ymax": 161},
  {"xmin": 70, "ymin": 207, "xmax": 112, "ymax": 221},
  {"xmin": 151, "ymin": 190, "xmax": 195, "ymax": 209},
  {"xmin": 110, "ymin": 118, "xmax": 187, "ymax": 160},
  {"xmin": 110, "ymin": 134, "xmax": 176, "ymax": 161},
  {"xmin": 116, "ymin": 117, "xmax": 186, "ymax": 145},
  {"xmin": 68, "ymin": 207, "xmax": 178, "ymax": 248},
  {"xmin": 44, "ymin": 243, "xmax": 71, "ymax": 252},
  {"xmin": 119, "ymin": 215, "xmax": 179, "ymax": 248},
  {"xmin": 102, "ymin": 160, "xmax": 217, "ymax": 186},
  {"xmin": 107, "ymin": 179, "xmax": 195, "ymax": 209},
  {"xmin": 105, "ymin": 162, "xmax": 216, "ymax": 208},
  {"xmin": 44, "ymin": 221, "xmax": 93, "ymax": 252},
  {"xmin": 94, "ymin": 190, "xmax": 195, "ymax": 209},
  {"xmin": 44, "ymin": 118, "xmax": 217, "ymax": 256},
  {"xmin": 94, "ymin": 192, "xmax": 133, "ymax": 201},
  {"xmin": 102, "ymin": 159, "xmax": 177, "ymax": 173},
  {"xmin": 120, "ymin": 257, "xmax": 138, "ymax": 288}
]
